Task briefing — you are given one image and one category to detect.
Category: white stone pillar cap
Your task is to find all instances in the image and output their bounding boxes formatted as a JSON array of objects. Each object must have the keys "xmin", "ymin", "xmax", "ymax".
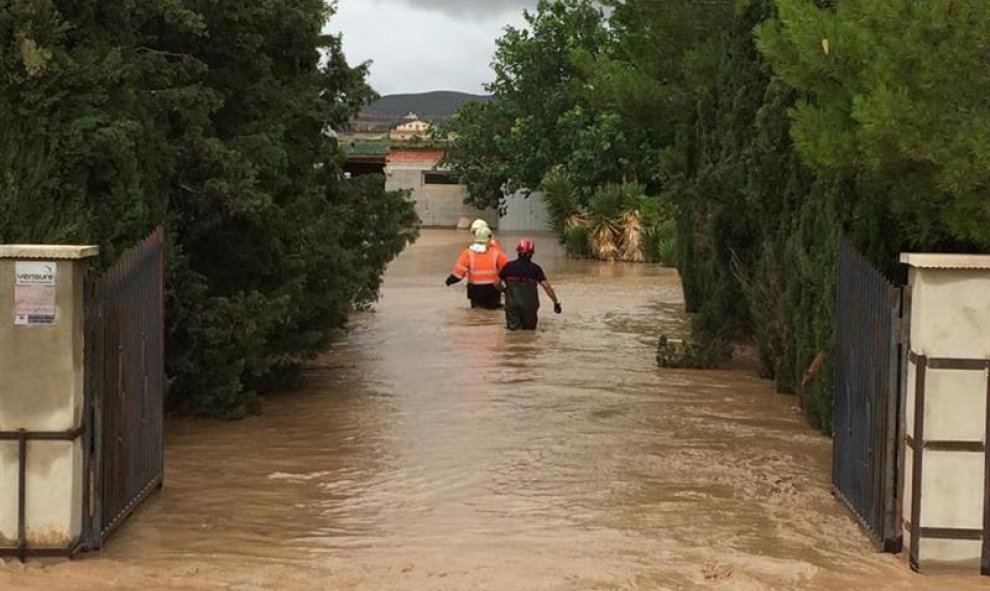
[
  {"xmin": 0, "ymin": 245, "xmax": 99, "ymax": 260},
  {"xmin": 900, "ymin": 252, "xmax": 990, "ymax": 270}
]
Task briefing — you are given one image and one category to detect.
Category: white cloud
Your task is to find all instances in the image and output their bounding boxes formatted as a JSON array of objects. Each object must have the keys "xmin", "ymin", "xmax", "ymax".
[
  {"xmin": 327, "ymin": 0, "xmax": 532, "ymax": 95},
  {"xmin": 386, "ymin": 0, "xmax": 538, "ymax": 19}
]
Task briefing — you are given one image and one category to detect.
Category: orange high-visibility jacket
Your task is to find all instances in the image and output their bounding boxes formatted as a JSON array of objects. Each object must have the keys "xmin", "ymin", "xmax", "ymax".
[{"xmin": 452, "ymin": 247, "xmax": 508, "ymax": 285}]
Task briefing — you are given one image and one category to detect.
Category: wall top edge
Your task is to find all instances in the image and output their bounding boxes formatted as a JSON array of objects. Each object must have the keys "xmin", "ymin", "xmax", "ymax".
[
  {"xmin": 0, "ymin": 245, "xmax": 100, "ymax": 260},
  {"xmin": 900, "ymin": 252, "xmax": 990, "ymax": 270}
]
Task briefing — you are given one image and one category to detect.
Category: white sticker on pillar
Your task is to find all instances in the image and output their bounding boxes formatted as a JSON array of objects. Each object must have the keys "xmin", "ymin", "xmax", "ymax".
[{"xmin": 14, "ymin": 261, "xmax": 57, "ymax": 325}]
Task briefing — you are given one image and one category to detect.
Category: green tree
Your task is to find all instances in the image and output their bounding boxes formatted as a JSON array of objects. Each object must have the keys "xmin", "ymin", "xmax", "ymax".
[
  {"xmin": 615, "ymin": 0, "xmax": 845, "ymax": 429},
  {"xmin": 756, "ymin": 0, "xmax": 990, "ymax": 248},
  {"xmin": 436, "ymin": 100, "xmax": 514, "ymax": 209},
  {"xmin": 442, "ymin": 0, "xmax": 610, "ymax": 209},
  {"xmin": 1, "ymin": 0, "xmax": 418, "ymax": 418},
  {"xmin": 593, "ymin": 0, "xmax": 734, "ymax": 191}
]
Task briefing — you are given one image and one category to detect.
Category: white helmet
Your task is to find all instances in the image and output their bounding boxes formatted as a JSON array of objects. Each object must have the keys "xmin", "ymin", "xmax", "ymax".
[
  {"xmin": 473, "ymin": 226, "xmax": 492, "ymax": 244},
  {"xmin": 470, "ymin": 219, "xmax": 489, "ymax": 233}
]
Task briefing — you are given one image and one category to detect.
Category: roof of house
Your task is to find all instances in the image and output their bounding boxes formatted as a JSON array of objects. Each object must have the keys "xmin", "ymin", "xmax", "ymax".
[
  {"xmin": 343, "ymin": 141, "xmax": 389, "ymax": 156},
  {"xmin": 387, "ymin": 148, "xmax": 445, "ymax": 165},
  {"xmin": 395, "ymin": 120, "xmax": 429, "ymax": 128}
]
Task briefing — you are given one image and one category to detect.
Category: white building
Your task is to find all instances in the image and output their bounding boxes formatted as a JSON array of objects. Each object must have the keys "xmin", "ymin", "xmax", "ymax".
[{"xmin": 389, "ymin": 115, "xmax": 433, "ymax": 141}]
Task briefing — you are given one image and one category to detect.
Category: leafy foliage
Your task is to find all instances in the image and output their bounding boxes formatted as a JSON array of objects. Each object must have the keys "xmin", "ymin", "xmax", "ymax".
[
  {"xmin": 656, "ymin": 335, "xmax": 732, "ymax": 370},
  {"xmin": 0, "ymin": 0, "xmax": 418, "ymax": 418},
  {"xmin": 539, "ymin": 166, "xmax": 580, "ymax": 234},
  {"xmin": 651, "ymin": 0, "xmax": 849, "ymax": 429},
  {"xmin": 453, "ymin": 0, "xmax": 990, "ymax": 432},
  {"xmin": 440, "ymin": 0, "xmax": 612, "ymax": 209},
  {"xmin": 540, "ymin": 176, "xmax": 676, "ymax": 265},
  {"xmin": 756, "ymin": 0, "xmax": 990, "ymax": 249}
]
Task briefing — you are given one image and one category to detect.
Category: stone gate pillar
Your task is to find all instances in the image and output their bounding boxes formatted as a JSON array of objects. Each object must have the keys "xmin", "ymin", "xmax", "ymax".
[
  {"xmin": 0, "ymin": 244, "xmax": 98, "ymax": 558},
  {"xmin": 900, "ymin": 253, "xmax": 990, "ymax": 573}
]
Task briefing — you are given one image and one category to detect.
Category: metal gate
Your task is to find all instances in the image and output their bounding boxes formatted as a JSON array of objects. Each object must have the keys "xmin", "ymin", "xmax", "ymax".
[
  {"xmin": 832, "ymin": 237, "xmax": 905, "ymax": 551},
  {"xmin": 84, "ymin": 228, "xmax": 166, "ymax": 549}
]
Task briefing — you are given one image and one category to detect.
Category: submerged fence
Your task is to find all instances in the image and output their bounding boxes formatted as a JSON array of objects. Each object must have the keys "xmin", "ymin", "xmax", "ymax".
[
  {"xmin": 832, "ymin": 237, "xmax": 905, "ymax": 551},
  {"xmin": 85, "ymin": 228, "xmax": 166, "ymax": 548}
]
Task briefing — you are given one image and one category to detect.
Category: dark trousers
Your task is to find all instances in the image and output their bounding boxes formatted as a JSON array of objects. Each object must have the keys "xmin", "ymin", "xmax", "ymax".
[
  {"xmin": 505, "ymin": 302, "xmax": 538, "ymax": 330},
  {"xmin": 503, "ymin": 280, "xmax": 539, "ymax": 330},
  {"xmin": 467, "ymin": 283, "xmax": 502, "ymax": 309}
]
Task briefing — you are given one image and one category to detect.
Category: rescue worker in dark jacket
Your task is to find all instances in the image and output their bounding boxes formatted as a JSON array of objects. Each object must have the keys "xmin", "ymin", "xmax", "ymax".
[
  {"xmin": 498, "ymin": 239, "xmax": 561, "ymax": 330},
  {"xmin": 445, "ymin": 226, "xmax": 508, "ymax": 309}
]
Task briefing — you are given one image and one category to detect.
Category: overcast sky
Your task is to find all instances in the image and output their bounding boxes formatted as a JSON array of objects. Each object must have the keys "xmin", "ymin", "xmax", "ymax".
[{"xmin": 327, "ymin": 0, "xmax": 539, "ymax": 95}]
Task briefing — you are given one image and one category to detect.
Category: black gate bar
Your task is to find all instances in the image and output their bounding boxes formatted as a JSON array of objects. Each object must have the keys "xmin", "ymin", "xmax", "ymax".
[{"xmin": 832, "ymin": 236, "xmax": 904, "ymax": 552}]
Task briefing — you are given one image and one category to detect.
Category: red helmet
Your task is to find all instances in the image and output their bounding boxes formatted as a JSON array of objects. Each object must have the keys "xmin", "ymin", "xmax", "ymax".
[{"xmin": 516, "ymin": 239, "xmax": 535, "ymax": 255}]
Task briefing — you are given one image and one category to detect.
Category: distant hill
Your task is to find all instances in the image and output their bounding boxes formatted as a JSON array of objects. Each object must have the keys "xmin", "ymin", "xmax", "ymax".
[{"xmin": 352, "ymin": 91, "xmax": 491, "ymax": 132}]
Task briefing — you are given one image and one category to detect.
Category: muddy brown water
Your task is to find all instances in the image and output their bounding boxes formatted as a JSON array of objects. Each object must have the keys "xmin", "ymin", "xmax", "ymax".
[{"xmin": 2, "ymin": 230, "xmax": 983, "ymax": 590}]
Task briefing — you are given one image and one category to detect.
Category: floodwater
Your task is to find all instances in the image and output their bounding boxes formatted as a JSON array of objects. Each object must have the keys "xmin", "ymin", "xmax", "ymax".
[{"xmin": 2, "ymin": 230, "xmax": 983, "ymax": 590}]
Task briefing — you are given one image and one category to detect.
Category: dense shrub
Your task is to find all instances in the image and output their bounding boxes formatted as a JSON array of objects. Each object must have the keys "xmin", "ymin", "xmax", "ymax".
[
  {"xmin": 439, "ymin": 0, "xmax": 990, "ymax": 432},
  {"xmin": 0, "ymin": 1, "xmax": 418, "ymax": 417}
]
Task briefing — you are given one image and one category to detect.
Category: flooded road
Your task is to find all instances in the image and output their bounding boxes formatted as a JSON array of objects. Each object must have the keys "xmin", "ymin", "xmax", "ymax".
[{"xmin": 2, "ymin": 230, "xmax": 982, "ymax": 590}]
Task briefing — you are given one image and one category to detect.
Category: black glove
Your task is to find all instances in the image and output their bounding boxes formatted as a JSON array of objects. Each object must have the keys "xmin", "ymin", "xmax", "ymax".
[
  {"xmin": 445, "ymin": 274, "xmax": 460, "ymax": 286},
  {"xmin": 553, "ymin": 302, "xmax": 562, "ymax": 314}
]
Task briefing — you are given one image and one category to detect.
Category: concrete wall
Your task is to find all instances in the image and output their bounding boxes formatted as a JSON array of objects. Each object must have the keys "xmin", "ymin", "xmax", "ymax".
[
  {"xmin": 386, "ymin": 165, "xmax": 497, "ymax": 228},
  {"xmin": 499, "ymin": 191, "xmax": 550, "ymax": 233},
  {"xmin": 900, "ymin": 253, "xmax": 990, "ymax": 572},
  {"xmin": 0, "ymin": 246, "xmax": 96, "ymax": 550}
]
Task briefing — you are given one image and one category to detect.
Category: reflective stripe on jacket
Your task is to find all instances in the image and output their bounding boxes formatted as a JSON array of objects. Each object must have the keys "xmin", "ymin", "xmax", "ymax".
[{"xmin": 452, "ymin": 247, "xmax": 508, "ymax": 285}]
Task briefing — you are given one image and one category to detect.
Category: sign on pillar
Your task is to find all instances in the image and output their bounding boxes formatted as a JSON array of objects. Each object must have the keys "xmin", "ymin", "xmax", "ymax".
[{"xmin": 14, "ymin": 261, "xmax": 58, "ymax": 326}]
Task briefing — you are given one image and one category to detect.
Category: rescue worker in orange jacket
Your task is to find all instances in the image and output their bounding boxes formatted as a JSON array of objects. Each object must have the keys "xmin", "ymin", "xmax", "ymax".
[{"xmin": 445, "ymin": 226, "xmax": 509, "ymax": 309}]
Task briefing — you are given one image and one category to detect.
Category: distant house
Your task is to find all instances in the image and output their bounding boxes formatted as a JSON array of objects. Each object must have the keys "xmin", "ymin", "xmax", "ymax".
[{"xmin": 389, "ymin": 114, "xmax": 433, "ymax": 141}]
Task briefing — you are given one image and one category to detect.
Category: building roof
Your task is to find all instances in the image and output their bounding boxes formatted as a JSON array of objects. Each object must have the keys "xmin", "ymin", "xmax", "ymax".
[
  {"xmin": 387, "ymin": 149, "xmax": 445, "ymax": 165},
  {"xmin": 395, "ymin": 120, "xmax": 430, "ymax": 129},
  {"xmin": 343, "ymin": 141, "xmax": 389, "ymax": 156}
]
